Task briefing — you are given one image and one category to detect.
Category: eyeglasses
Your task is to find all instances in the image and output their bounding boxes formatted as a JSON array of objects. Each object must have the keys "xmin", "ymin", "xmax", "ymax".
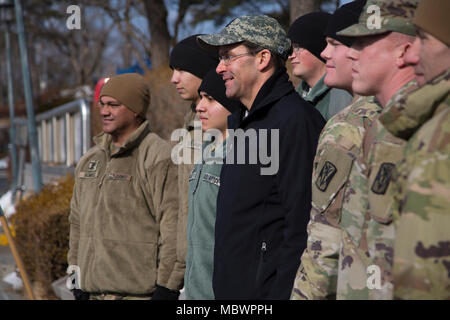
[
  {"xmin": 292, "ymin": 43, "xmax": 305, "ymax": 53},
  {"xmin": 219, "ymin": 52, "xmax": 254, "ymax": 65}
]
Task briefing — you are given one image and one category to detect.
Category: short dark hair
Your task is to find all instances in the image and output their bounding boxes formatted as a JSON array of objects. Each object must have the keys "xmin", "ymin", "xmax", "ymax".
[{"xmin": 242, "ymin": 41, "xmax": 285, "ymax": 70}]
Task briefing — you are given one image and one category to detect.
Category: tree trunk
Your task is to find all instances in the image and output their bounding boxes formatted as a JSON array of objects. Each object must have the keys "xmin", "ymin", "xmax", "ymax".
[
  {"xmin": 290, "ymin": 0, "xmax": 320, "ymax": 23},
  {"xmin": 142, "ymin": 0, "xmax": 172, "ymax": 69}
]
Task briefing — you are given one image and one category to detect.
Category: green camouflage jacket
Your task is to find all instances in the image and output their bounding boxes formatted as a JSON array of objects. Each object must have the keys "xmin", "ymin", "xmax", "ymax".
[
  {"xmin": 361, "ymin": 80, "xmax": 418, "ymax": 299},
  {"xmin": 381, "ymin": 69, "xmax": 450, "ymax": 299},
  {"xmin": 337, "ymin": 79, "xmax": 417, "ymax": 300},
  {"xmin": 291, "ymin": 95, "xmax": 382, "ymax": 300}
]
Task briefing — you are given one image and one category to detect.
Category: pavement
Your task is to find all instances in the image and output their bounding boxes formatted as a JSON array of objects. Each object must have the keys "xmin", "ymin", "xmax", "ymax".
[
  {"xmin": 0, "ymin": 246, "xmax": 23, "ymax": 300},
  {"xmin": 0, "ymin": 171, "xmax": 23, "ymax": 300}
]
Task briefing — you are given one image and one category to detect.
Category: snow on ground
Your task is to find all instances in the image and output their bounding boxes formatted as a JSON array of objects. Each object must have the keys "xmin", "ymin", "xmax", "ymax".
[
  {"xmin": 2, "ymin": 271, "xmax": 23, "ymax": 291},
  {"xmin": 0, "ymin": 191, "xmax": 15, "ymax": 219}
]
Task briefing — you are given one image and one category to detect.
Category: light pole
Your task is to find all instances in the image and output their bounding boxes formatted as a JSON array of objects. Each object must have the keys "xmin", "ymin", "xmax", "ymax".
[
  {"xmin": 13, "ymin": 0, "xmax": 42, "ymax": 193},
  {"xmin": 0, "ymin": 0, "xmax": 18, "ymax": 193}
]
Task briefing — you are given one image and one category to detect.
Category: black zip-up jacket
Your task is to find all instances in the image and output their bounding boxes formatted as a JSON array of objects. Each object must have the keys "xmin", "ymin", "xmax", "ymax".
[{"xmin": 213, "ymin": 68, "xmax": 325, "ymax": 299}]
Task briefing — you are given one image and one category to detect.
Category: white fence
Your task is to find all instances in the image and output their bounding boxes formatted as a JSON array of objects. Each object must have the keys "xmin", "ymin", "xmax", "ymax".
[{"xmin": 13, "ymin": 98, "xmax": 90, "ymax": 167}]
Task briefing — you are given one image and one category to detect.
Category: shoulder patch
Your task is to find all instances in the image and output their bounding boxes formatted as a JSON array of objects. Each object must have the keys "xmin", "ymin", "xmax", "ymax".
[
  {"xmin": 87, "ymin": 160, "xmax": 99, "ymax": 172},
  {"xmin": 371, "ymin": 162, "xmax": 395, "ymax": 195},
  {"xmin": 315, "ymin": 161, "xmax": 337, "ymax": 192}
]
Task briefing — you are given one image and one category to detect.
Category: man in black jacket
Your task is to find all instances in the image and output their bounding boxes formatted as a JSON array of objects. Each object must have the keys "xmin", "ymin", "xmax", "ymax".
[{"xmin": 198, "ymin": 15, "xmax": 325, "ymax": 299}]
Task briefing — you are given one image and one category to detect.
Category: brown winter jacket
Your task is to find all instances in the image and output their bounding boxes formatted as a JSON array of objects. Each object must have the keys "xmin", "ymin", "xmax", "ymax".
[{"xmin": 68, "ymin": 120, "xmax": 181, "ymax": 295}]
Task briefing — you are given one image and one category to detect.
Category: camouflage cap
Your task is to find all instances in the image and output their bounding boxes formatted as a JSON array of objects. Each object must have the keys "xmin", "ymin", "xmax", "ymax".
[
  {"xmin": 197, "ymin": 15, "xmax": 292, "ymax": 60},
  {"xmin": 337, "ymin": 0, "xmax": 418, "ymax": 38}
]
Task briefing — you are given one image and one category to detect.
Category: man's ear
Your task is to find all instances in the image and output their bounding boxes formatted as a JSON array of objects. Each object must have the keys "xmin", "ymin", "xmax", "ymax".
[
  {"xmin": 396, "ymin": 41, "xmax": 412, "ymax": 68},
  {"xmin": 256, "ymin": 49, "xmax": 272, "ymax": 71}
]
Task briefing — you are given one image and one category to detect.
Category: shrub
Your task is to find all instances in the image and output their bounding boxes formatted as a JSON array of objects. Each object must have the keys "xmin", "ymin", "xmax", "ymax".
[{"xmin": 11, "ymin": 174, "xmax": 74, "ymax": 299}]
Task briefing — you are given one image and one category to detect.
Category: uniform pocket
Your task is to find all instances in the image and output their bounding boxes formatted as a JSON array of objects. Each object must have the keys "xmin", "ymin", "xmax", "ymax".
[
  {"xmin": 368, "ymin": 141, "xmax": 404, "ymax": 224},
  {"xmin": 312, "ymin": 145, "xmax": 355, "ymax": 217},
  {"xmin": 90, "ymin": 240, "xmax": 158, "ymax": 294}
]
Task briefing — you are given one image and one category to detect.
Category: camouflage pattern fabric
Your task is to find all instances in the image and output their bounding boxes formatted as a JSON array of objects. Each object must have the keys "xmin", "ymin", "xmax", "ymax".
[
  {"xmin": 197, "ymin": 15, "xmax": 292, "ymax": 60},
  {"xmin": 89, "ymin": 293, "xmax": 151, "ymax": 300},
  {"xmin": 337, "ymin": 79, "xmax": 417, "ymax": 300},
  {"xmin": 337, "ymin": 0, "xmax": 418, "ymax": 37},
  {"xmin": 362, "ymin": 80, "xmax": 418, "ymax": 299},
  {"xmin": 381, "ymin": 69, "xmax": 450, "ymax": 299},
  {"xmin": 291, "ymin": 95, "xmax": 382, "ymax": 300}
]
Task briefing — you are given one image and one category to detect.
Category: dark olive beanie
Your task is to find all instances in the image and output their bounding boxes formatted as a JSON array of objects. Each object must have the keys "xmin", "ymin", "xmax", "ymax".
[
  {"xmin": 414, "ymin": 0, "xmax": 450, "ymax": 46},
  {"xmin": 198, "ymin": 69, "xmax": 241, "ymax": 114},
  {"xmin": 325, "ymin": 0, "xmax": 367, "ymax": 47},
  {"xmin": 288, "ymin": 12, "xmax": 332, "ymax": 63},
  {"xmin": 100, "ymin": 73, "xmax": 150, "ymax": 119},
  {"xmin": 170, "ymin": 34, "xmax": 219, "ymax": 79}
]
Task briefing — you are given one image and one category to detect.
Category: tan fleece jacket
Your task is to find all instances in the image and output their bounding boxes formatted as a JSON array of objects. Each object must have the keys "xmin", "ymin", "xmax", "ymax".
[{"xmin": 68, "ymin": 120, "xmax": 181, "ymax": 294}]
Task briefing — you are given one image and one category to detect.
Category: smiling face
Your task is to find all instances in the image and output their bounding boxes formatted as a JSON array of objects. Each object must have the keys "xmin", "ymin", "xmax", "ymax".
[
  {"xmin": 321, "ymin": 37, "xmax": 354, "ymax": 92},
  {"xmin": 404, "ymin": 28, "xmax": 450, "ymax": 86},
  {"xmin": 195, "ymin": 91, "xmax": 231, "ymax": 138},
  {"xmin": 170, "ymin": 69, "xmax": 202, "ymax": 103},
  {"xmin": 216, "ymin": 44, "xmax": 259, "ymax": 106},
  {"xmin": 99, "ymin": 96, "xmax": 142, "ymax": 145}
]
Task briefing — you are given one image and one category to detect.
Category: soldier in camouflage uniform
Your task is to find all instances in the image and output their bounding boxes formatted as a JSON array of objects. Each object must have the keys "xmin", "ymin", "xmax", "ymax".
[
  {"xmin": 380, "ymin": 0, "xmax": 450, "ymax": 299},
  {"xmin": 292, "ymin": 0, "xmax": 420, "ymax": 300},
  {"xmin": 334, "ymin": 0, "xmax": 419, "ymax": 299},
  {"xmin": 291, "ymin": 0, "xmax": 382, "ymax": 300}
]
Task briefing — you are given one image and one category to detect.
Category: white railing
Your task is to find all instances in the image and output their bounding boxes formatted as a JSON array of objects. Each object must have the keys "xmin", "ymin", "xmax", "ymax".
[{"xmin": 13, "ymin": 98, "xmax": 90, "ymax": 167}]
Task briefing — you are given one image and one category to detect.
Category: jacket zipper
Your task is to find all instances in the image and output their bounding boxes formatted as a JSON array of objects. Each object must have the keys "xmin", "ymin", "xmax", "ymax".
[
  {"xmin": 98, "ymin": 150, "xmax": 110, "ymax": 189},
  {"xmin": 261, "ymin": 241, "xmax": 267, "ymax": 256},
  {"xmin": 256, "ymin": 241, "xmax": 267, "ymax": 284}
]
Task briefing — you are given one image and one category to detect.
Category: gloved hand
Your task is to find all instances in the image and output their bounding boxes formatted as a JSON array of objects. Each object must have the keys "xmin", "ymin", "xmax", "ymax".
[
  {"xmin": 151, "ymin": 284, "xmax": 180, "ymax": 300},
  {"xmin": 72, "ymin": 289, "xmax": 90, "ymax": 300}
]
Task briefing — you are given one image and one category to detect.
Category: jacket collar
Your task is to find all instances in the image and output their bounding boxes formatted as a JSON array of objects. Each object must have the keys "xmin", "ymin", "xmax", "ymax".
[
  {"xmin": 93, "ymin": 120, "xmax": 151, "ymax": 156},
  {"xmin": 298, "ymin": 75, "xmax": 330, "ymax": 104},
  {"xmin": 184, "ymin": 107, "xmax": 198, "ymax": 131},
  {"xmin": 380, "ymin": 69, "xmax": 450, "ymax": 140},
  {"xmin": 228, "ymin": 67, "xmax": 295, "ymax": 129}
]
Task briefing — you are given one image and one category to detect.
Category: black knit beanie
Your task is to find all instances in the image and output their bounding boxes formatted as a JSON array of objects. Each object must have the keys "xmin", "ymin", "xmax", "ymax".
[
  {"xmin": 288, "ymin": 12, "xmax": 331, "ymax": 63},
  {"xmin": 198, "ymin": 69, "xmax": 241, "ymax": 114},
  {"xmin": 325, "ymin": 0, "xmax": 367, "ymax": 47},
  {"xmin": 170, "ymin": 34, "xmax": 219, "ymax": 79}
]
